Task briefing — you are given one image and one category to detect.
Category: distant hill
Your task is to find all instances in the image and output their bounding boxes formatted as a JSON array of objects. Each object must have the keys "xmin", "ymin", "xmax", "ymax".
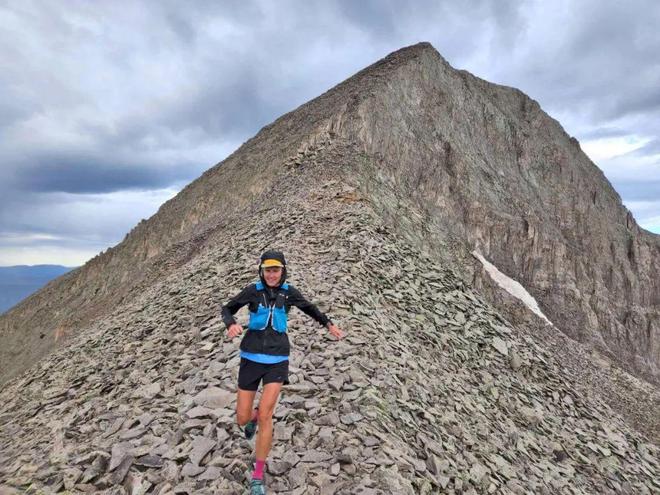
[{"xmin": 0, "ymin": 265, "xmax": 76, "ymax": 313}]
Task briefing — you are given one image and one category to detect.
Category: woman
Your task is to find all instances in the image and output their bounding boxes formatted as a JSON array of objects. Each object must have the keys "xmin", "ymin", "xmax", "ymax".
[{"xmin": 221, "ymin": 249, "xmax": 344, "ymax": 495}]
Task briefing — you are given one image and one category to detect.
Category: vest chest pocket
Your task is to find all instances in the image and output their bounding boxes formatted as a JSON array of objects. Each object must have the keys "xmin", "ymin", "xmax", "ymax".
[
  {"xmin": 249, "ymin": 304, "xmax": 270, "ymax": 330},
  {"xmin": 272, "ymin": 306, "xmax": 288, "ymax": 333}
]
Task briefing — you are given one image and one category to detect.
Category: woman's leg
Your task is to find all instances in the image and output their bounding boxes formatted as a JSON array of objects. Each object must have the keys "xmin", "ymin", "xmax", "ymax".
[
  {"xmin": 236, "ymin": 388, "xmax": 257, "ymax": 426},
  {"xmin": 255, "ymin": 381, "xmax": 282, "ymax": 460}
]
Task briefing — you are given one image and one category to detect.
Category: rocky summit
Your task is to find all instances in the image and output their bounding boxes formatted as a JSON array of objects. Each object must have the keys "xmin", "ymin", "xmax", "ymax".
[{"xmin": 1, "ymin": 43, "xmax": 659, "ymax": 494}]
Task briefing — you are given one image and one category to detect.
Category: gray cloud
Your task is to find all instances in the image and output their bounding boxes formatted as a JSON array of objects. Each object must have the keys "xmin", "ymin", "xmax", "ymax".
[
  {"xmin": 634, "ymin": 138, "xmax": 660, "ymax": 156},
  {"xmin": 579, "ymin": 127, "xmax": 631, "ymax": 140},
  {"xmin": 12, "ymin": 152, "xmax": 198, "ymax": 194},
  {"xmin": 614, "ymin": 181, "xmax": 660, "ymax": 202}
]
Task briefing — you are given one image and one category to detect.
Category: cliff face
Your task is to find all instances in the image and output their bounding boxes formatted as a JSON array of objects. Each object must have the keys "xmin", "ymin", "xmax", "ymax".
[{"xmin": 327, "ymin": 43, "xmax": 660, "ymax": 382}]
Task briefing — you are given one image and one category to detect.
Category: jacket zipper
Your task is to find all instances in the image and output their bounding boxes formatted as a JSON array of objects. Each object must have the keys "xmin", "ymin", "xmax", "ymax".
[{"xmin": 261, "ymin": 291, "xmax": 271, "ymax": 353}]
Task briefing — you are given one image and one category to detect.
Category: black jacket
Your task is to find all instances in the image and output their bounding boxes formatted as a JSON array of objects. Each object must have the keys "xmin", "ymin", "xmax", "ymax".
[{"xmin": 221, "ymin": 283, "xmax": 332, "ymax": 356}]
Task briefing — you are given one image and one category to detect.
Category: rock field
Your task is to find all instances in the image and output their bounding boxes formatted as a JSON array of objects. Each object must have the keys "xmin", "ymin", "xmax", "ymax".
[{"xmin": 1, "ymin": 169, "xmax": 657, "ymax": 494}]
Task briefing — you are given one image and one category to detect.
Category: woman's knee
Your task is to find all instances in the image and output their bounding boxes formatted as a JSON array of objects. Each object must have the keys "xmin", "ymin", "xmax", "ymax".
[
  {"xmin": 236, "ymin": 408, "xmax": 251, "ymax": 426},
  {"xmin": 257, "ymin": 406, "xmax": 274, "ymax": 424}
]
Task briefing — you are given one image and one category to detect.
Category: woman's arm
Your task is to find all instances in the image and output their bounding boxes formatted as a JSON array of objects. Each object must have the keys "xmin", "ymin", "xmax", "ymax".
[
  {"xmin": 286, "ymin": 286, "xmax": 332, "ymax": 326},
  {"xmin": 221, "ymin": 284, "xmax": 255, "ymax": 328},
  {"xmin": 287, "ymin": 286, "xmax": 344, "ymax": 338}
]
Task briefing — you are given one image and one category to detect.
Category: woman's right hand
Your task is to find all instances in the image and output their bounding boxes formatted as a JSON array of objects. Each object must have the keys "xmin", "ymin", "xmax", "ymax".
[{"xmin": 227, "ymin": 323, "xmax": 243, "ymax": 339}]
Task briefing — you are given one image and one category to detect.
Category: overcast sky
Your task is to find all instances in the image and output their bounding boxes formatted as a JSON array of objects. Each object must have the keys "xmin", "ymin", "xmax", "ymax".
[{"xmin": 1, "ymin": 0, "xmax": 659, "ymax": 267}]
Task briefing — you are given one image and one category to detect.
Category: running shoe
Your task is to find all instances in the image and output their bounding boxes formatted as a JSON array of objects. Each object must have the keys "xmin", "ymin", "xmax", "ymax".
[
  {"xmin": 244, "ymin": 410, "xmax": 258, "ymax": 440},
  {"xmin": 250, "ymin": 478, "xmax": 266, "ymax": 495}
]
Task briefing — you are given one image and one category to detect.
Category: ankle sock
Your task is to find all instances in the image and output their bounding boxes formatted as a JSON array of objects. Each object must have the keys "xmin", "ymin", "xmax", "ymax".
[{"xmin": 252, "ymin": 459, "xmax": 265, "ymax": 479}]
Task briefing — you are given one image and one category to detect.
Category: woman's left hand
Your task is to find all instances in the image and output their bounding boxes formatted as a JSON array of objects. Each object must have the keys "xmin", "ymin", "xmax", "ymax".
[{"xmin": 328, "ymin": 323, "xmax": 344, "ymax": 339}]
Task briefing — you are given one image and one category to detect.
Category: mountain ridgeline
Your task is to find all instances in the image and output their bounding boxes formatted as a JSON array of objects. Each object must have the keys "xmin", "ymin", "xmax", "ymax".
[{"xmin": 0, "ymin": 43, "xmax": 658, "ymax": 494}]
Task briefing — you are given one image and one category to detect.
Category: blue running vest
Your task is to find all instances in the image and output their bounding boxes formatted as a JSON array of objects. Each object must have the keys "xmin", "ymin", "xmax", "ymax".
[{"xmin": 247, "ymin": 281, "xmax": 289, "ymax": 333}]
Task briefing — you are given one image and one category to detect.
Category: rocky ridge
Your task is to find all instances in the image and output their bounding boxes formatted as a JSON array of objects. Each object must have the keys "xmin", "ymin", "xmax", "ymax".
[
  {"xmin": 1, "ymin": 162, "xmax": 658, "ymax": 494},
  {"xmin": 2, "ymin": 42, "xmax": 659, "ymax": 391}
]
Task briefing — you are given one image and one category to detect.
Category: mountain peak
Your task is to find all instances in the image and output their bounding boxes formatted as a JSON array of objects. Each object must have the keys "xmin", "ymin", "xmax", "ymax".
[
  {"xmin": 362, "ymin": 41, "xmax": 443, "ymax": 67},
  {"xmin": 1, "ymin": 42, "xmax": 659, "ymax": 493}
]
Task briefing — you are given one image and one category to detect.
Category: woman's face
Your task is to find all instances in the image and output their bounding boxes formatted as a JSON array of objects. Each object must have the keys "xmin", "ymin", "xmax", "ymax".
[{"xmin": 263, "ymin": 266, "xmax": 283, "ymax": 287}]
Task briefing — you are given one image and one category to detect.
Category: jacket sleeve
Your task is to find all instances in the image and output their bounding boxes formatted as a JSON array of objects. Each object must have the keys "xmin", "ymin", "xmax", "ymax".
[
  {"xmin": 221, "ymin": 284, "xmax": 254, "ymax": 328},
  {"xmin": 287, "ymin": 286, "xmax": 332, "ymax": 327}
]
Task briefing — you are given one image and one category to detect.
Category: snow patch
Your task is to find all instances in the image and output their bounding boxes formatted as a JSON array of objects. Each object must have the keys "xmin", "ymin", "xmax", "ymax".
[{"xmin": 472, "ymin": 250, "xmax": 553, "ymax": 326}]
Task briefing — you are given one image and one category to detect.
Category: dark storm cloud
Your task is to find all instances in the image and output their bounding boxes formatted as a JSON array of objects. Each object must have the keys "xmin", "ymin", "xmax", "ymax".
[
  {"xmin": 499, "ymin": 0, "xmax": 660, "ymax": 126},
  {"xmin": 13, "ymin": 151, "xmax": 199, "ymax": 194},
  {"xmin": 336, "ymin": 0, "xmax": 400, "ymax": 39},
  {"xmin": 157, "ymin": 60, "xmax": 279, "ymax": 140}
]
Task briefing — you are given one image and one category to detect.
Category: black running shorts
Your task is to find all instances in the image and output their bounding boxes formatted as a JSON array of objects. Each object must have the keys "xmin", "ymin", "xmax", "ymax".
[{"xmin": 238, "ymin": 357, "xmax": 290, "ymax": 391}]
